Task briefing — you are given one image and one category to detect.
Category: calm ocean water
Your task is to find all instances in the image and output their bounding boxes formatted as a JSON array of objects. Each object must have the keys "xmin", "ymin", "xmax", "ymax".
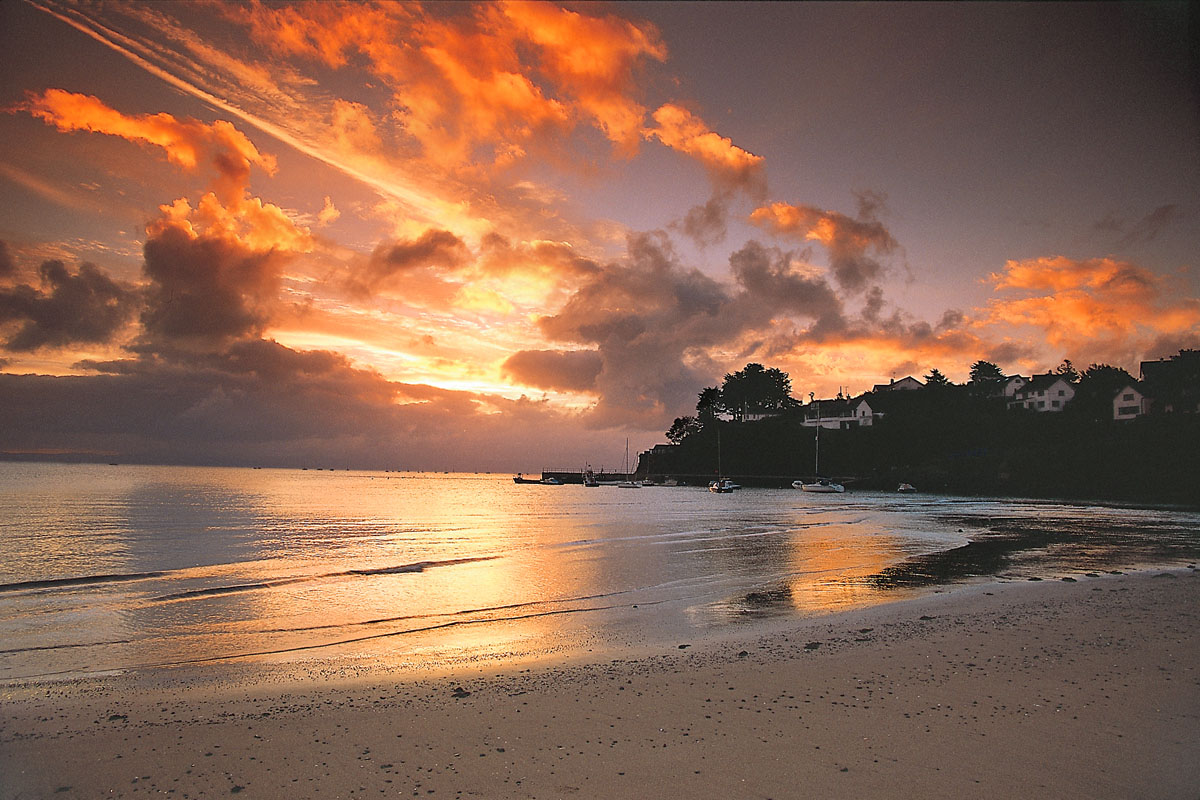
[{"xmin": 1, "ymin": 462, "xmax": 1197, "ymax": 683}]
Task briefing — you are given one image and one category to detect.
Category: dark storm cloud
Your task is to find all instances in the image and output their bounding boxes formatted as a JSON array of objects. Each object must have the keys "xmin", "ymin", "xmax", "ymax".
[
  {"xmin": 527, "ymin": 233, "xmax": 851, "ymax": 426},
  {"xmin": 501, "ymin": 349, "xmax": 603, "ymax": 392},
  {"xmin": 140, "ymin": 225, "xmax": 286, "ymax": 347},
  {"xmin": 476, "ymin": 232, "xmax": 601, "ymax": 280},
  {"xmin": 365, "ymin": 229, "xmax": 468, "ymax": 282},
  {"xmin": 0, "ymin": 259, "xmax": 139, "ymax": 351},
  {"xmin": 0, "ymin": 223, "xmax": 594, "ymax": 467},
  {"xmin": 0, "ymin": 338, "xmax": 617, "ymax": 471},
  {"xmin": 8, "ymin": 340, "xmax": 395, "ymax": 448},
  {"xmin": 676, "ymin": 192, "xmax": 729, "ymax": 247},
  {"xmin": 728, "ymin": 240, "xmax": 845, "ymax": 337},
  {"xmin": 534, "ymin": 232, "xmax": 725, "ymax": 425},
  {"xmin": 822, "ymin": 193, "xmax": 897, "ymax": 293}
]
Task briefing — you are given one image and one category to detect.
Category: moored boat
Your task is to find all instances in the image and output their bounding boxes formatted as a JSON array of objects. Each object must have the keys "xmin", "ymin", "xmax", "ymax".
[
  {"xmin": 513, "ymin": 473, "xmax": 561, "ymax": 485},
  {"xmin": 617, "ymin": 440, "xmax": 641, "ymax": 488},
  {"xmin": 793, "ymin": 478, "xmax": 844, "ymax": 493},
  {"xmin": 792, "ymin": 396, "xmax": 844, "ymax": 493}
]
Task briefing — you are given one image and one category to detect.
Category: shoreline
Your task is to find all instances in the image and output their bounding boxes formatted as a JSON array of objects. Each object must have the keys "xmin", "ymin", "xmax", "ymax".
[{"xmin": 3, "ymin": 568, "xmax": 1197, "ymax": 798}]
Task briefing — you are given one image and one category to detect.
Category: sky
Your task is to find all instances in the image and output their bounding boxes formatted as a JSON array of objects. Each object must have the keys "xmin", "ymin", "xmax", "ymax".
[{"xmin": 0, "ymin": 0, "xmax": 1197, "ymax": 471}]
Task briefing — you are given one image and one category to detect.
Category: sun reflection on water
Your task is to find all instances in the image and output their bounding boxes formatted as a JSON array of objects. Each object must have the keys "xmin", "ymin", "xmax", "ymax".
[{"xmin": 1, "ymin": 464, "xmax": 1197, "ymax": 681}]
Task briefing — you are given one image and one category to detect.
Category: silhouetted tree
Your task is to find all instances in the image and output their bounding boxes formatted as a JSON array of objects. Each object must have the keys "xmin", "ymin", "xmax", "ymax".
[
  {"xmin": 696, "ymin": 386, "xmax": 723, "ymax": 422},
  {"xmin": 1069, "ymin": 364, "xmax": 1136, "ymax": 421},
  {"xmin": 1056, "ymin": 359, "xmax": 1080, "ymax": 383},
  {"xmin": 666, "ymin": 415, "xmax": 703, "ymax": 444},
  {"xmin": 720, "ymin": 363, "xmax": 798, "ymax": 420},
  {"xmin": 968, "ymin": 360, "xmax": 1005, "ymax": 383},
  {"xmin": 924, "ymin": 368, "xmax": 952, "ymax": 387}
]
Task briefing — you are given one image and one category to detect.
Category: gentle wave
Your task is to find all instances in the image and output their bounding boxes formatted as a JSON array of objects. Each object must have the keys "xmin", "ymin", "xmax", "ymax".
[
  {"xmin": 0, "ymin": 571, "xmax": 169, "ymax": 594},
  {"xmin": 150, "ymin": 556, "xmax": 498, "ymax": 602},
  {"xmin": 0, "ymin": 596, "xmax": 681, "ymax": 681}
]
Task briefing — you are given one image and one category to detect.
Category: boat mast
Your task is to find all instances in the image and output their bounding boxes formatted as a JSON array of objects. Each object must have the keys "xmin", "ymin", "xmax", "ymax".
[
  {"xmin": 717, "ymin": 427, "xmax": 722, "ymax": 477},
  {"xmin": 811, "ymin": 393, "xmax": 820, "ymax": 476}
]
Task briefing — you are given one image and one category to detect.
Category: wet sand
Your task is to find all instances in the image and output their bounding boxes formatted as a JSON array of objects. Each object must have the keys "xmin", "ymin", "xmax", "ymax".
[{"xmin": 3, "ymin": 569, "xmax": 1197, "ymax": 799}]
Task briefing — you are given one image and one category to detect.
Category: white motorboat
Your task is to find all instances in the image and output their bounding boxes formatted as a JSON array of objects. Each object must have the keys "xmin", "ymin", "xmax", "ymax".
[
  {"xmin": 897, "ymin": 482, "xmax": 917, "ymax": 493},
  {"xmin": 794, "ymin": 478, "xmax": 844, "ymax": 493}
]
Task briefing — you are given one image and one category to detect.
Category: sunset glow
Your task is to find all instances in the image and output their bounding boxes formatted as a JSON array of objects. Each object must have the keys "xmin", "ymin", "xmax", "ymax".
[{"xmin": 1, "ymin": 1, "xmax": 1196, "ymax": 469}]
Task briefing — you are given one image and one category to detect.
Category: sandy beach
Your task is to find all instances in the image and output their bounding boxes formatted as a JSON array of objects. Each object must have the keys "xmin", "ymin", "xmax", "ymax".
[{"xmin": 3, "ymin": 568, "xmax": 1197, "ymax": 799}]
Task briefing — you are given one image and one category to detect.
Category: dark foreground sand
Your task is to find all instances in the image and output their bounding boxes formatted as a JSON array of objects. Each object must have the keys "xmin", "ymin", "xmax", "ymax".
[{"xmin": 3, "ymin": 569, "xmax": 1197, "ymax": 799}]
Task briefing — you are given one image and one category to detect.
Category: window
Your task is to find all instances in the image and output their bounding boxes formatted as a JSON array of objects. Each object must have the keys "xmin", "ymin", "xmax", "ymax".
[
  {"xmin": 1058, "ymin": 390, "xmax": 1065, "ymax": 396},
  {"xmin": 1038, "ymin": 401, "xmax": 1045, "ymax": 409},
  {"xmin": 1052, "ymin": 401, "xmax": 1060, "ymax": 408},
  {"xmin": 1119, "ymin": 405, "xmax": 1139, "ymax": 416},
  {"xmin": 1123, "ymin": 393, "xmax": 1134, "ymax": 401}
]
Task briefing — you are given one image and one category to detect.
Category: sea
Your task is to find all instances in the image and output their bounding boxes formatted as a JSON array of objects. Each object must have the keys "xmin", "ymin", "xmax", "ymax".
[{"xmin": 2, "ymin": 462, "xmax": 1197, "ymax": 685}]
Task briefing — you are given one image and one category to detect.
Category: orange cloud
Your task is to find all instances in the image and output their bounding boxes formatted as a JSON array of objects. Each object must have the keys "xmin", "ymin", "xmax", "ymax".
[
  {"xmin": 751, "ymin": 200, "xmax": 897, "ymax": 292},
  {"xmin": 499, "ymin": 0, "xmax": 666, "ymax": 152},
  {"xmin": 226, "ymin": 0, "xmax": 665, "ymax": 167},
  {"xmin": 23, "ymin": 89, "xmax": 275, "ymax": 191},
  {"xmin": 227, "ymin": 1, "xmax": 411, "ymax": 71},
  {"xmin": 990, "ymin": 255, "xmax": 1157, "ymax": 297},
  {"xmin": 317, "ymin": 196, "xmax": 341, "ymax": 226},
  {"xmin": 738, "ymin": 253, "xmax": 1200, "ymax": 393},
  {"xmin": 24, "ymin": 90, "xmax": 313, "ymax": 255},
  {"xmin": 414, "ymin": 30, "xmax": 570, "ymax": 162},
  {"xmin": 647, "ymin": 104, "xmax": 764, "ymax": 189},
  {"xmin": 329, "ymin": 100, "xmax": 383, "ymax": 154},
  {"xmin": 980, "ymin": 255, "xmax": 1200, "ymax": 366}
]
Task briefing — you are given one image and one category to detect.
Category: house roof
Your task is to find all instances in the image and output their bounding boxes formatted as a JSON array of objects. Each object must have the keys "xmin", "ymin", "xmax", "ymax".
[
  {"xmin": 806, "ymin": 398, "xmax": 856, "ymax": 417},
  {"xmin": 1015, "ymin": 372, "xmax": 1073, "ymax": 396},
  {"xmin": 871, "ymin": 376, "xmax": 923, "ymax": 392}
]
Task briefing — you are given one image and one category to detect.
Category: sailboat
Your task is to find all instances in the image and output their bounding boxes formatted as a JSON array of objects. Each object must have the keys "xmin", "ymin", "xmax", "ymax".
[
  {"xmin": 709, "ymin": 427, "xmax": 736, "ymax": 492},
  {"xmin": 617, "ymin": 440, "xmax": 641, "ymax": 488},
  {"xmin": 793, "ymin": 398, "xmax": 844, "ymax": 493}
]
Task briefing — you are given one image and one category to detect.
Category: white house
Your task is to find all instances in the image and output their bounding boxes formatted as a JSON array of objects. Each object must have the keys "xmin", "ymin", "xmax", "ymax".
[
  {"xmin": 1008, "ymin": 373, "xmax": 1075, "ymax": 412},
  {"xmin": 853, "ymin": 397, "xmax": 878, "ymax": 426},
  {"xmin": 999, "ymin": 375, "xmax": 1028, "ymax": 398},
  {"xmin": 1112, "ymin": 384, "xmax": 1148, "ymax": 421},
  {"xmin": 802, "ymin": 398, "xmax": 862, "ymax": 429}
]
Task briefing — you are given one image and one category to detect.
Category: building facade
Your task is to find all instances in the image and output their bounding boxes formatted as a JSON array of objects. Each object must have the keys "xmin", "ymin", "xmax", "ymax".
[{"xmin": 1008, "ymin": 373, "xmax": 1076, "ymax": 412}]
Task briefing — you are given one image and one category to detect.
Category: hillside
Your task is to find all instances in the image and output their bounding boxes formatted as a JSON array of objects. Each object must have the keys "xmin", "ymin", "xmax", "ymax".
[{"xmin": 640, "ymin": 401, "xmax": 1200, "ymax": 506}]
